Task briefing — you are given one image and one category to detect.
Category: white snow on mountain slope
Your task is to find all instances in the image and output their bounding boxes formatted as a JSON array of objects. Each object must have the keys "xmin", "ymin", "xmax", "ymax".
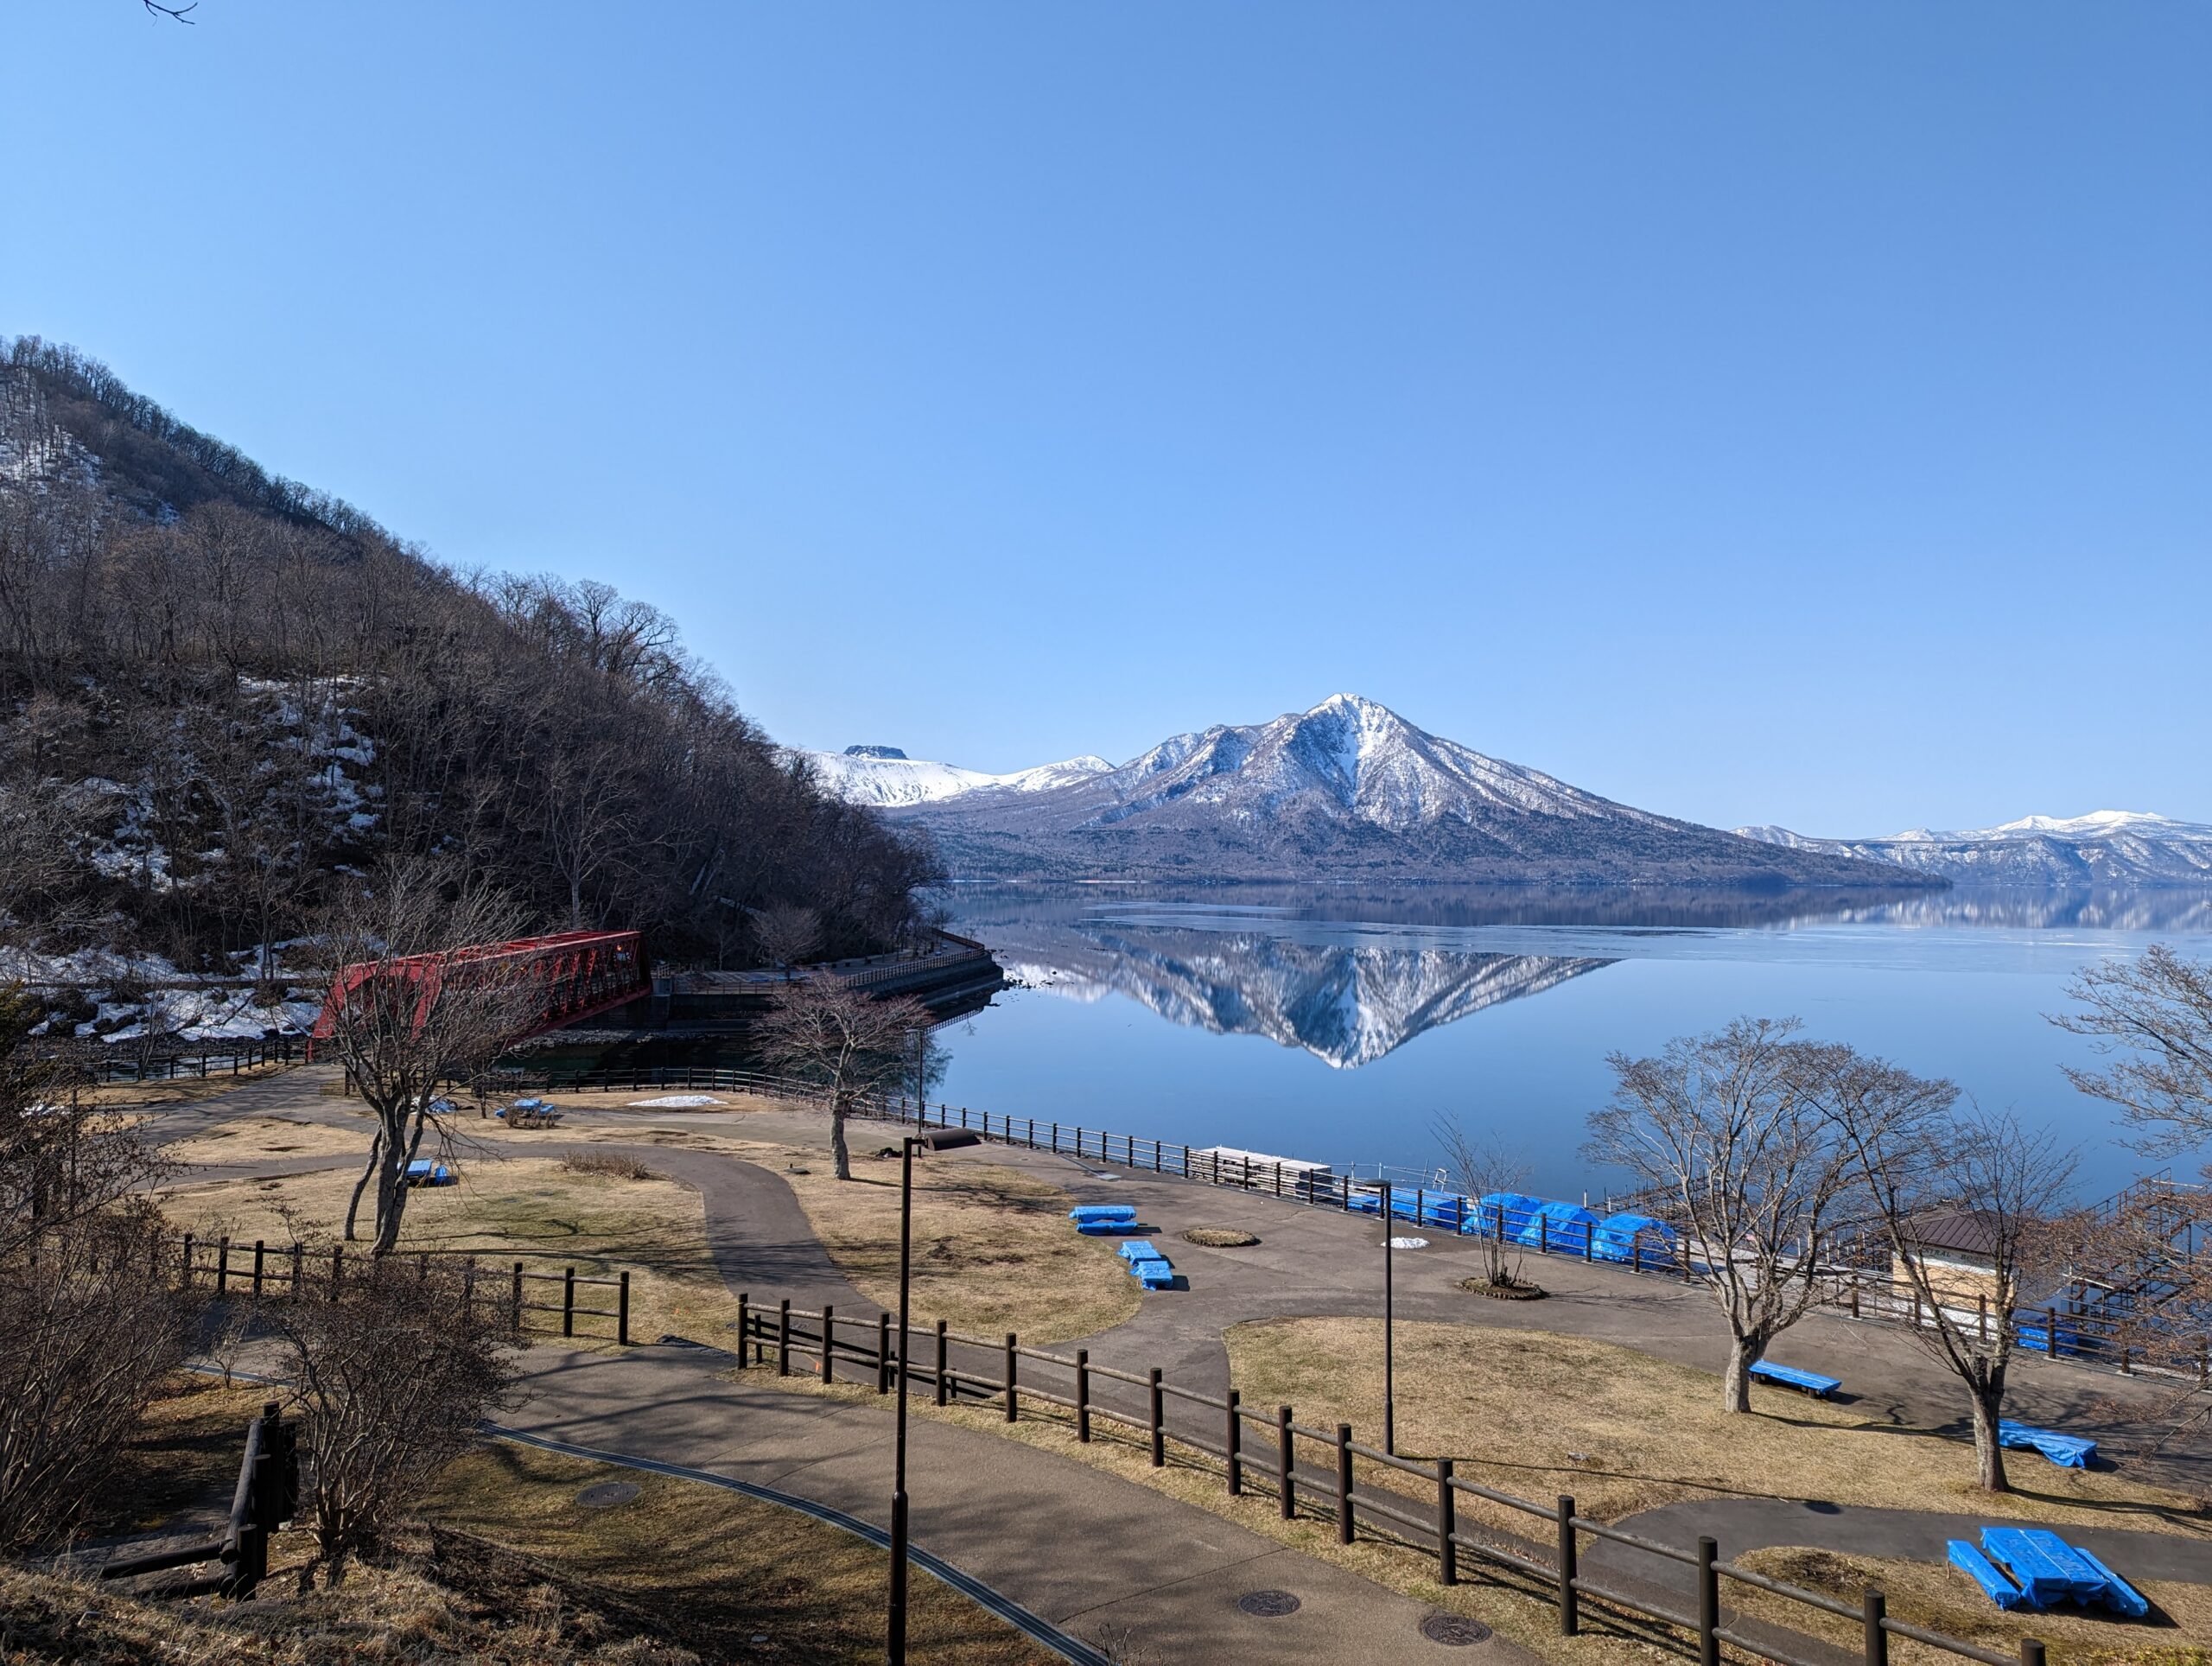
[
  {"xmin": 1735, "ymin": 811, "xmax": 2212, "ymax": 886},
  {"xmin": 1090, "ymin": 693, "xmax": 1669, "ymax": 832},
  {"xmin": 794, "ymin": 747, "xmax": 1113, "ymax": 807}
]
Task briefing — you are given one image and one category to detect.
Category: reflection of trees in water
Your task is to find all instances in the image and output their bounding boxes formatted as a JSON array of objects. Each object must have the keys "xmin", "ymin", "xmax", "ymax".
[{"xmin": 987, "ymin": 918, "xmax": 1613, "ymax": 1069}]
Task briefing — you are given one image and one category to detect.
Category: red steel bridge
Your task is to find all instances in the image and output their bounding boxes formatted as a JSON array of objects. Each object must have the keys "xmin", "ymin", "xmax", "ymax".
[{"xmin": 308, "ymin": 929, "xmax": 649, "ymax": 1058}]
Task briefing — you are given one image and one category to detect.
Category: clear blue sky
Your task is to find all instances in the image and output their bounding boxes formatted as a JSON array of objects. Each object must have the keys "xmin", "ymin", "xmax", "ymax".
[{"xmin": 6, "ymin": 3, "xmax": 2206, "ymax": 834}]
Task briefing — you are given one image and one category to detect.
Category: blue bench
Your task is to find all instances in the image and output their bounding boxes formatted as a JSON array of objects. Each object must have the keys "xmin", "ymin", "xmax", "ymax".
[
  {"xmin": 1998, "ymin": 1420, "xmax": 2097, "ymax": 1469},
  {"xmin": 2067, "ymin": 1544, "xmax": 2150, "ymax": 1619},
  {"xmin": 1947, "ymin": 1541, "xmax": 2027, "ymax": 1609},
  {"xmin": 1749, "ymin": 1359, "xmax": 1842, "ymax": 1397},
  {"xmin": 1116, "ymin": 1240, "xmax": 1162, "ymax": 1264},
  {"xmin": 1128, "ymin": 1256, "xmax": 1175, "ymax": 1290},
  {"xmin": 1069, "ymin": 1205, "xmax": 1137, "ymax": 1224},
  {"xmin": 403, "ymin": 1158, "xmax": 454, "ymax": 1186},
  {"xmin": 1075, "ymin": 1218, "xmax": 1138, "ymax": 1236}
]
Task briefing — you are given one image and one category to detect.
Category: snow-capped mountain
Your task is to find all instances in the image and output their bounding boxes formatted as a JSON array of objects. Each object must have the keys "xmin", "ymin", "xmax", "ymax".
[
  {"xmin": 869, "ymin": 695, "xmax": 1931, "ymax": 886},
  {"xmin": 1734, "ymin": 812, "xmax": 2212, "ymax": 887},
  {"xmin": 793, "ymin": 745, "xmax": 1113, "ymax": 808}
]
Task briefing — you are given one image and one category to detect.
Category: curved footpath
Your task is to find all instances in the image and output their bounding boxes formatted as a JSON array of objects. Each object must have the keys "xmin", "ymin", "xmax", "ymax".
[{"xmin": 150, "ymin": 1073, "xmax": 2212, "ymax": 1660}]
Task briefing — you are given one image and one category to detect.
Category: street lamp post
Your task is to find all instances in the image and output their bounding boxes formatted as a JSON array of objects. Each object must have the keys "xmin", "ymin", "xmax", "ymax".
[
  {"xmin": 1382, "ymin": 1180, "xmax": 1395, "ymax": 1457},
  {"xmin": 888, "ymin": 1128, "xmax": 979, "ymax": 1666}
]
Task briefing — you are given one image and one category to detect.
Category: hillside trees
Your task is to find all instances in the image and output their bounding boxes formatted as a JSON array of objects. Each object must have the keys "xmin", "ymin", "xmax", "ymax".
[{"xmin": 0, "ymin": 337, "xmax": 936, "ymax": 978}]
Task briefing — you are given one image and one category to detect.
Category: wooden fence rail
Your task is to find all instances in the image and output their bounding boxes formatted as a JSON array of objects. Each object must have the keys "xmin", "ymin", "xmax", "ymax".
[{"xmin": 725, "ymin": 1291, "xmax": 2041, "ymax": 1666}]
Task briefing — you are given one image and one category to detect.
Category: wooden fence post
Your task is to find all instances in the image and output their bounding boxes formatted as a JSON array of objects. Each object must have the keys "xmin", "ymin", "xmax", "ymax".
[
  {"xmin": 1863, "ymin": 1589, "xmax": 1887, "ymax": 1666},
  {"xmin": 289, "ymin": 1241, "xmax": 303, "ymax": 1297},
  {"xmin": 1076, "ymin": 1350, "xmax": 1091, "ymax": 1442},
  {"xmin": 736, "ymin": 1293, "xmax": 749, "ymax": 1368},
  {"xmin": 216, "ymin": 1237, "xmax": 231, "ymax": 1294},
  {"xmin": 821, "ymin": 1305, "xmax": 836, "ymax": 1383},
  {"xmin": 1696, "ymin": 1536, "xmax": 1719, "ymax": 1666},
  {"xmin": 508, "ymin": 1260, "xmax": 523, "ymax": 1327},
  {"xmin": 1334, "ymin": 1424, "xmax": 1354, "ymax": 1543},
  {"xmin": 1277, "ymin": 1407, "xmax": 1295, "ymax": 1519},
  {"xmin": 2020, "ymin": 1639, "xmax": 2045, "ymax": 1666},
  {"xmin": 778, "ymin": 1299, "xmax": 791, "ymax": 1376},
  {"xmin": 1149, "ymin": 1369, "xmax": 1166, "ymax": 1466},
  {"xmin": 563, "ymin": 1268, "xmax": 576, "ymax": 1338},
  {"xmin": 1557, "ymin": 1494, "xmax": 1580, "ymax": 1634},
  {"xmin": 1225, "ymin": 1389, "xmax": 1242, "ymax": 1495},
  {"xmin": 1437, "ymin": 1459, "xmax": 1457, "ymax": 1586},
  {"xmin": 618, "ymin": 1272, "xmax": 630, "ymax": 1345},
  {"xmin": 1003, "ymin": 1332, "xmax": 1018, "ymax": 1422},
  {"xmin": 935, "ymin": 1319, "xmax": 949, "ymax": 1406},
  {"xmin": 251, "ymin": 1240, "xmax": 265, "ymax": 1300},
  {"xmin": 876, "ymin": 1313, "xmax": 891, "ymax": 1393}
]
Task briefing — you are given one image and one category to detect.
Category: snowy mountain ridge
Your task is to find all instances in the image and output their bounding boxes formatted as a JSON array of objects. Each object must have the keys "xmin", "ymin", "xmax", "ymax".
[
  {"xmin": 1734, "ymin": 812, "xmax": 2212, "ymax": 887},
  {"xmin": 836, "ymin": 695, "xmax": 1930, "ymax": 886}
]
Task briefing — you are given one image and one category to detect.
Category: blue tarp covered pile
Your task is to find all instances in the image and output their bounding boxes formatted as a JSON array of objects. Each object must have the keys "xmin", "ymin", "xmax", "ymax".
[
  {"xmin": 1592, "ymin": 1211, "xmax": 1675, "ymax": 1265},
  {"xmin": 1998, "ymin": 1420, "xmax": 2098, "ymax": 1469},
  {"xmin": 1475, "ymin": 1192, "xmax": 1545, "ymax": 1239},
  {"xmin": 404, "ymin": 1158, "xmax": 454, "ymax": 1186},
  {"xmin": 1069, "ymin": 1205, "xmax": 1138, "ymax": 1236},
  {"xmin": 1352, "ymin": 1189, "xmax": 1470, "ymax": 1230},
  {"xmin": 1512, "ymin": 1199, "xmax": 1599, "ymax": 1252}
]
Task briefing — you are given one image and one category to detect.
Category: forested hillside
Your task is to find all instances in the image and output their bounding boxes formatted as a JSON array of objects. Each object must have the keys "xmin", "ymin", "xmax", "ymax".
[{"xmin": 0, "ymin": 338, "xmax": 934, "ymax": 1003}]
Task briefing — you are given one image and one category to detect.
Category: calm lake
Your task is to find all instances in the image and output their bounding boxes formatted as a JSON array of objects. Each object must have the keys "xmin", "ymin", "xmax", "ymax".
[{"xmin": 933, "ymin": 885, "xmax": 2212, "ymax": 1204}]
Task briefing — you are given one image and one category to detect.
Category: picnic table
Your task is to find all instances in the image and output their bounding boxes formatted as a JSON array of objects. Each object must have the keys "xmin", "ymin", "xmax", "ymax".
[
  {"xmin": 499, "ymin": 1097, "xmax": 564, "ymax": 1129},
  {"xmin": 1998, "ymin": 1420, "xmax": 2097, "ymax": 1469},
  {"xmin": 1980, "ymin": 1528, "xmax": 2141, "ymax": 1612}
]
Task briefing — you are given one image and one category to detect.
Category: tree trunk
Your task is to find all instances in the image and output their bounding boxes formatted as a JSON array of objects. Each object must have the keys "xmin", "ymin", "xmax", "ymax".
[
  {"xmin": 830, "ymin": 1091, "xmax": 852, "ymax": 1181},
  {"xmin": 1968, "ymin": 1382, "xmax": 2012, "ymax": 1492},
  {"xmin": 1722, "ymin": 1330, "xmax": 1759, "ymax": 1413},
  {"xmin": 343, "ymin": 1133, "xmax": 381, "ymax": 1242}
]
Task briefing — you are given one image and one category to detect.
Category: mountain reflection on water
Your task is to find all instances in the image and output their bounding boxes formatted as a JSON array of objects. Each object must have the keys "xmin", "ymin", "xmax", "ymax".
[{"xmin": 950, "ymin": 885, "xmax": 2212, "ymax": 1071}]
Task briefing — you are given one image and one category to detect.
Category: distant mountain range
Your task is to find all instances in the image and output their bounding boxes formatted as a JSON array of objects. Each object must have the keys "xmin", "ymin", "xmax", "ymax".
[
  {"xmin": 792, "ymin": 695, "xmax": 1934, "ymax": 887},
  {"xmin": 1734, "ymin": 811, "xmax": 2212, "ymax": 887}
]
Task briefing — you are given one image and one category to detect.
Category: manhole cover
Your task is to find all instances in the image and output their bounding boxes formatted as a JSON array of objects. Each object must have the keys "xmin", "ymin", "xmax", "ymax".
[
  {"xmin": 1237, "ymin": 1590, "xmax": 1301, "ymax": 1618},
  {"xmin": 1421, "ymin": 1613, "xmax": 1492, "ymax": 1645},
  {"xmin": 575, "ymin": 1481, "xmax": 640, "ymax": 1509}
]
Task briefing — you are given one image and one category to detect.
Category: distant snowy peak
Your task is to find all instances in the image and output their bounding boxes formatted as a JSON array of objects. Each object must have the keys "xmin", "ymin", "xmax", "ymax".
[
  {"xmin": 1734, "ymin": 811, "xmax": 2212, "ymax": 887},
  {"xmin": 795, "ymin": 747, "xmax": 1112, "ymax": 807},
  {"xmin": 1095, "ymin": 693, "xmax": 1661, "ymax": 834}
]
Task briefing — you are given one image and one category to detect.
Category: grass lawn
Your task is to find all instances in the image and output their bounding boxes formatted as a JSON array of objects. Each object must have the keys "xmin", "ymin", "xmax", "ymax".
[
  {"xmin": 1732, "ymin": 1548, "xmax": 2212, "ymax": 1666},
  {"xmin": 1223, "ymin": 1319, "xmax": 2209, "ymax": 1542},
  {"xmin": 423, "ymin": 1443, "xmax": 1058, "ymax": 1664},
  {"xmin": 777, "ymin": 1148, "xmax": 1141, "ymax": 1342},
  {"xmin": 165, "ymin": 1155, "xmax": 741, "ymax": 1346},
  {"xmin": 164, "ymin": 1112, "xmax": 376, "ymax": 1165}
]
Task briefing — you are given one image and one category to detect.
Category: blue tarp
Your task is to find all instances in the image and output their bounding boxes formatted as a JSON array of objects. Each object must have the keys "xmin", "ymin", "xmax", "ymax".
[
  {"xmin": 1948, "ymin": 1541, "xmax": 2026, "ymax": 1610},
  {"xmin": 1117, "ymin": 1240, "xmax": 1163, "ymax": 1264},
  {"xmin": 1130, "ymin": 1258, "xmax": 1175, "ymax": 1290},
  {"xmin": 1069, "ymin": 1205, "xmax": 1138, "ymax": 1224},
  {"xmin": 1075, "ymin": 1219, "xmax": 1137, "ymax": 1236},
  {"xmin": 1981, "ymin": 1528, "xmax": 2106, "ymax": 1608},
  {"xmin": 1998, "ymin": 1420, "xmax": 2097, "ymax": 1469},
  {"xmin": 1512, "ymin": 1199, "xmax": 1599, "ymax": 1251},
  {"xmin": 1592, "ymin": 1211, "xmax": 1675, "ymax": 1265},
  {"xmin": 2067, "ymin": 1545, "xmax": 2150, "ymax": 1618},
  {"xmin": 403, "ymin": 1159, "xmax": 454, "ymax": 1186},
  {"xmin": 1475, "ymin": 1192, "xmax": 1545, "ymax": 1239}
]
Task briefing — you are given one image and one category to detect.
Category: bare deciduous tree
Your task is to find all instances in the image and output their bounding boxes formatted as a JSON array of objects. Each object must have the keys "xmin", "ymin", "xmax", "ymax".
[
  {"xmin": 2054, "ymin": 944, "xmax": 2212, "ymax": 1155},
  {"xmin": 753, "ymin": 979, "xmax": 931, "ymax": 1180},
  {"xmin": 1587, "ymin": 1017, "xmax": 1883, "ymax": 1413},
  {"xmin": 312, "ymin": 858, "xmax": 533, "ymax": 1255},
  {"xmin": 753, "ymin": 903, "xmax": 822, "ymax": 977},
  {"xmin": 1826, "ymin": 1084, "xmax": 2075, "ymax": 1492},
  {"xmin": 270, "ymin": 1259, "xmax": 516, "ymax": 1586},
  {"xmin": 1433, "ymin": 1112, "xmax": 1532, "ymax": 1291}
]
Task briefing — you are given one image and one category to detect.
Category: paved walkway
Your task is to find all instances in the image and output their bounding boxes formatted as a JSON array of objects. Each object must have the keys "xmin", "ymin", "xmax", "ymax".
[{"xmin": 148, "ymin": 1071, "xmax": 2212, "ymax": 1658}]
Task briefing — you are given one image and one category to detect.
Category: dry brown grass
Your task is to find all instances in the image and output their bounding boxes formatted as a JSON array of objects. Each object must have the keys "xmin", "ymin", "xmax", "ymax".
[
  {"xmin": 81, "ymin": 1060, "xmax": 292, "ymax": 1110},
  {"xmin": 780, "ymin": 1151, "xmax": 1141, "ymax": 1341},
  {"xmin": 164, "ymin": 1157, "xmax": 739, "ymax": 1347},
  {"xmin": 423, "ymin": 1443, "xmax": 1058, "ymax": 1664},
  {"xmin": 165, "ymin": 1114, "xmax": 375, "ymax": 1165},
  {"xmin": 74, "ymin": 1374, "xmax": 274, "ymax": 1540},
  {"xmin": 1732, "ymin": 1547, "xmax": 2212, "ymax": 1666},
  {"xmin": 560, "ymin": 1151, "xmax": 659, "ymax": 1182},
  {"xmin": 1182, "ymin": 1227, "xmax": 1261, "ymax": 1247},
  {"xmin": 1223, "ymin": 1320, "xmax": 2209, "ymax": 1541}
]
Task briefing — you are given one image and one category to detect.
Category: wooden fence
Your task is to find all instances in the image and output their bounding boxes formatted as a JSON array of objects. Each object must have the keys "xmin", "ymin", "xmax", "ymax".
[
  {"xmin": 92, "ymin": 1400, "xmax": 296, "ymax": 1598},
  {"xmin": 162, "ymin": 1231, "xmax": 632, "ymax": 1345},
  {"xmin": 34, "ymin": 1035, "xmax": 303, "ymax": 1084},
  {"xmin": 726, "ymin": 1294, "xmax": 2050, "ymax": 1666}
]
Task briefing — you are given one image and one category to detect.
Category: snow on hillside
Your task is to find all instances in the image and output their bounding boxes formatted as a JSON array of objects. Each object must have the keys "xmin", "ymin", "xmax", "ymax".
[
  {"xmin": 1735, "ymin": 811, "xmax": 2212, "ymax": 886},
  {"xmin": 794, "ymin": 747, "xmax": 1112, "ymax": 807}
]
